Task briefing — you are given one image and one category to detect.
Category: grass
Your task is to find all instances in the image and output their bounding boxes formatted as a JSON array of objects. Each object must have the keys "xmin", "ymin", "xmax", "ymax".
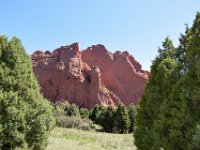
[{"xmin": 46, "ymin": 127, "xmax": 136, "ymax": 150}]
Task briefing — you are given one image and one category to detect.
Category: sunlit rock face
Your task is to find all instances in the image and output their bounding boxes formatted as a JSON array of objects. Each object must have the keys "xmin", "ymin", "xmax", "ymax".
[{"xmin": 31, "ymin": 43, "xmax": 149, "ymax": 108}]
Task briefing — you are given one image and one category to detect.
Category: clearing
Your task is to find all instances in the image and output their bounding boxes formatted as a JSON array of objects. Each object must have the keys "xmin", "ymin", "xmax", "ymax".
[{"xmin": 46, "ymin": 127, "xmax": 136, "ymax": 150}]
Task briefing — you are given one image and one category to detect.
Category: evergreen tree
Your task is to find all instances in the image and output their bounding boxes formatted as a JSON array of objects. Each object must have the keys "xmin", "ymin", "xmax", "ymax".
[
  {"xmin": 128, "ymin": 104, "xmax": 135, "ymax": 133},
  {"xmin": 185, "ymin": 13, "xmax": 200, "ymax": 117},
  {"xmin": 90, "ymin": 104, "xmax": 100, "ymax": 121},
  {"xmin": 115, "ymin": 103, "xmax": 130, "ymax": 134},
  {"xmin": 134, "ymin": 37, "xmax": 177, "ymax": 150},
  {"xmin": 188, "ymin": 124, "xmax": 200, "ymax": 150},
  {"xmin": 153, "ymin": 12, "xmax": 200, "ymax": 150},
  {"xmin": 90, "ymin": 104, "xmax": 106, "ymax": 126},
  {"xmin": 104, "ymin": 106, "xmax": 115, "ymax": 133},
  {"xmin": 0, "ymin": 36, "xmax": 55, "ymax": 150},
  {"xmin": 181, "ymin": 12, "xmax": 200, "ymax": 149},
  {"xmin": 134, "ymin": 12, "xmax": 200, "ymax": 150}
]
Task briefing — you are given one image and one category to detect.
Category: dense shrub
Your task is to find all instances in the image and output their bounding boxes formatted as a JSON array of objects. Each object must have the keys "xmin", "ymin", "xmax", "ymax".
[
  {"xmin": 77, "ymin": 121, "xmax": 93, "ymax": 131},
  {"xmin": 90, "ymin": 104, "xmax": 134, "ymax": 134},
  {"xmin": 55, "ymin": 102, "xmax": 135, "ymax": 134},
  {"xmin": 57, "ymin": 116, "xmax": 93, "ymax": 131},
  {"xmin": 79, "ymin": 108, "xmax": 89, "ymax": 119},
  {"xmin": 53, "ymin": 104, "xmax": 65, "ymax": 126},
  {"xmin": 54, "ymin": 103, "xmax": 93, "ymax": 131},
  {"xmin": 64, "ymin": 103, "xmax": 80, "ymax": 117},
  {"xmin": 90, "ymin": 104, "xmax": 106, "ymax": 126},
  {"xmin": 188, "ymin": 124, "xmax": 200, "ymax": 150}
]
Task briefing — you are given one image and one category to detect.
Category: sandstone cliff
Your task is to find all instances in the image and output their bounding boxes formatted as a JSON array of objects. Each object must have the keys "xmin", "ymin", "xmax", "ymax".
[{"xmin": 31, "ymin": 43, "xmax": 149, "ymax": 108}]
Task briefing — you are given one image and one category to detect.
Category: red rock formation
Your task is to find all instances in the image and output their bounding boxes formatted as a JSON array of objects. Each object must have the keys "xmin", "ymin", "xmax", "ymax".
[{"xmin": 31, "ymin": 43, "xmax": 149, "ymax": 108}]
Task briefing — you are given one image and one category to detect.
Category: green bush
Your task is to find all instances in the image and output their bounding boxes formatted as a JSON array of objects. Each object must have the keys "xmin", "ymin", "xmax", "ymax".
[
  {"xmin": 57, "ymin": 116, "xmax": 93, "ymax": 130},
  {"xmin": 64, "ymin": 103, "xmax": 80, "ymax": 117},
  {"xmin": 89, "ymin": 104, "xmax": 134, "ymax": 134},
  {"xmin": 79, "ymin": 108, "xmax": 89, "ymax": 119},
  {"xmin": 90, "ymin": 104, "xmax": 106, "ymax": 126},
  {"xmin": 77, "ymin": 122, "xmax": 92, "ymax": 131}
]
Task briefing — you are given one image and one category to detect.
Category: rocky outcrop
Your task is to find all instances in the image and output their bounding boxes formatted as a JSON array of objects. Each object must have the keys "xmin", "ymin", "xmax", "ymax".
[{"xmin": 31, "ymin": 43, "xmax": 149, "ymax": 108}]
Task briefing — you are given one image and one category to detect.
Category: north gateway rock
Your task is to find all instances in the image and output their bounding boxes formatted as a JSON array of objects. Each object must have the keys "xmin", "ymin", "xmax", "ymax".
[{"xmin": 31, "ymin": 43, "xmax": 149, "ymax": 108}]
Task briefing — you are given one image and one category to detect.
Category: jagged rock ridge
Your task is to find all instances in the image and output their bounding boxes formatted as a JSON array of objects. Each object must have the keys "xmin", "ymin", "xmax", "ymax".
[{"xmin": 31, "ymin": 43, "xmax": 149, "ymax": 108}]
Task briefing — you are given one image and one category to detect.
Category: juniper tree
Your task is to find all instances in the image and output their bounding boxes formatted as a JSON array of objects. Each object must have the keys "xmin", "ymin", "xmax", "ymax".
[
  {"xmin": 134, "ymin": 37, "xmax": 177, "ymax": 150},
  {"xmin": 0, "ymin": 36, "xmax": 55, "ymax": 150},
  {"xmin": 104, "ymin": 106, "xmax": 115, "ymax": 133},
  {"xmin": 115, "ymin": 103, "xmax": 130, "ymax": 134},
  {"xmin": 128, "ymin": 104, "xmax": 136, "ymax": 133},
  {"xmin": 90, "ymin": 104, "xmax": 106, "ymax": 126},
  {"xmin": 134, "ymin": 12, "xmax": 200, "ymax": 150},
  {"xmin": 152, "ymin": 12, "xmax": 200, "ymax": 150}
]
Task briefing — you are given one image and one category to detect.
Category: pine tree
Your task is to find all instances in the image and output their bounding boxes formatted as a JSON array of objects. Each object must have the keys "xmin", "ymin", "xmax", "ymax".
[{"xmin": 0, "ymin": 36, "xmax": 55, "ymax": 150}]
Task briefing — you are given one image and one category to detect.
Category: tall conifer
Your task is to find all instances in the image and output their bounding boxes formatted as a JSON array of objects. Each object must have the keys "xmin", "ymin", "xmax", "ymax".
[
  {"xmin": 134, "ymin": 12, "xmax": 200, "ymax": 150},
  {"xmin": 0, "ymin": 36, "xmax": 55, "ymax": 150},
  {"xmin": 134, "ymin": 37, "xmax": 177, "ymax": 150}
]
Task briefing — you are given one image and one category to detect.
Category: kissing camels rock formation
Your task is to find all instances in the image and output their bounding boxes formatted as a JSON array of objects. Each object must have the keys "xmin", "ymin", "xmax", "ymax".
[{"xmin": 31, "ymin": 43, "xmax": 149, "ymax": 108}]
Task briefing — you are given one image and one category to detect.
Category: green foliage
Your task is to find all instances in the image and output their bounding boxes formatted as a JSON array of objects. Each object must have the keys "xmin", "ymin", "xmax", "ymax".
[
  {"xmin": 54, "ymin": 103, "xmax": 93, "ymax": 131},
  {"xmin": 90, "ymin": 104, "xmax": 134, "ymax": 133},
  {"xmin": 134, "ymin": 12, "xmax": 200, "ymax": 150},
  {"xmin": 79, "ymin": 108, "xmax": 89, "ymax": 119},
  {"xmin": 188, "ymin": 124, "xmax": 200, "ymax": 150},
  {"xmin": 57, "ymin": 103, "xmax": 134, "ymax": 134},
  {"xmin": 134, "ymin": 36, "xmax": 181, "ymax": 150},
  {"xmin": 103, "ymin": 106, "xmax": 115, "ymax": 133},
  {"xmin": 57, "ymin": 116, "xmax": 93, "ymax": 131},
  {"xmin": 54, "ymin": 104, "xmax": 65, "ymax": 117},
  {"xmin": 128, "ymin": 104, "xmax": 136, "ymax": 133},
  {"xmin": 90, "ymin": 104, "xmax": 106, "ymax": 126},
  {"xmin": 64, "ymin": 103, "xmax": 80, "ymax": 117},
  {"xmin": 89, "ymin": 104, "xmax": 100, "ymax": 121},
  {"xmin": 0, "ymin": 36, "xmax": 55, "ymax": 150},
  {"xmin": 115, "ymin": 103, "xmax": 130, "ymax": 134}
]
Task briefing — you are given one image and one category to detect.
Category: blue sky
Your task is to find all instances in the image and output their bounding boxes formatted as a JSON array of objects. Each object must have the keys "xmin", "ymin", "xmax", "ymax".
[{"xmin": 1, "ymin": 1, "xmax": 199, "ymax": 70}]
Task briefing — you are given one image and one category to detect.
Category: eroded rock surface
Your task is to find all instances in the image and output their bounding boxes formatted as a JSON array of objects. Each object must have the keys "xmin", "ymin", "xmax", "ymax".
[{"xmin": 31, "ymin": 43, "xmax": 149, "ymax": 108}]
